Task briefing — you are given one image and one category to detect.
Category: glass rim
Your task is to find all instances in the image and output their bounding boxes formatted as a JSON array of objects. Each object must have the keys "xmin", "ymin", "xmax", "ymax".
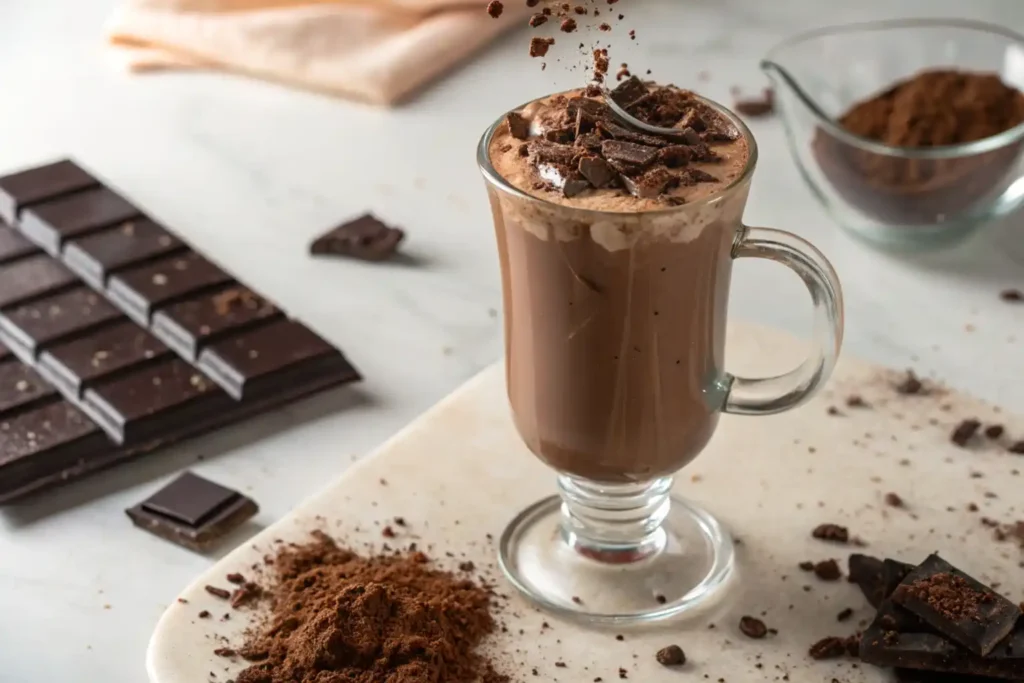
[
  {"xmin": 476, "ymin": 90, "xmax": 759, "ymax": 218},
  {"xmin": 762, "ymin": 18, "xmax": 1024, "ymax": 160}
]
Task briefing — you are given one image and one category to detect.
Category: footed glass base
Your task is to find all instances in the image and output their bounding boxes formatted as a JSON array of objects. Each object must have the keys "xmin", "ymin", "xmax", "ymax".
[{"xmin": 498, "ymin": 494, "xmax": 735, "ymax": 625}]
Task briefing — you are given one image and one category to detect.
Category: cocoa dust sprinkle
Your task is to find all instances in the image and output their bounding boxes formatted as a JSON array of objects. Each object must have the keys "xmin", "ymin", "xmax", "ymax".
[{"xmin": 232, "ymin": 531, "xmax": 507, "ymax": 683}]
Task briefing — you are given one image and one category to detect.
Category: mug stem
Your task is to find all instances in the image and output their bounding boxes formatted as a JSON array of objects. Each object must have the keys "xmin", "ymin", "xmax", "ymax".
[{"xmin": 557, "ymin": 474, "xmax": 673, "ymax": 564}]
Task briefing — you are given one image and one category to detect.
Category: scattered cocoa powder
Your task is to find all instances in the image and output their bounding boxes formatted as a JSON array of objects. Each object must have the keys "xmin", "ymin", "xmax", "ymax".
[
  {"xmin": 233, "ymin": 531, "xmax": 506, "ymax": 683},
  {"xmin": 894, "ymin": 572, "xmax": 991, "ymax": 622}
]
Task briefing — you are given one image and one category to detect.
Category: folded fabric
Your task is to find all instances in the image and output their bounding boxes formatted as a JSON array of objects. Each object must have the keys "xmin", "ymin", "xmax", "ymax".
[{"xmin": 106, "ymin": 0, "xmax": 527, "ymax": 105}]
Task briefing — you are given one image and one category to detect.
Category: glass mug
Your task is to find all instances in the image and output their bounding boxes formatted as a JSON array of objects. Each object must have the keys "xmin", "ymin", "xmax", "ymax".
[{"xmin": 478, "ymin": 92, "xmax": 844, "ymax": 623}]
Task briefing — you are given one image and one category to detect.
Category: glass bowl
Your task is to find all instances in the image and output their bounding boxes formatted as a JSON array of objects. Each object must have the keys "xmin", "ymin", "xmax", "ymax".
[{"xmin": 763, "ymin": 19, "xmax": 1024, "ymax": 251}]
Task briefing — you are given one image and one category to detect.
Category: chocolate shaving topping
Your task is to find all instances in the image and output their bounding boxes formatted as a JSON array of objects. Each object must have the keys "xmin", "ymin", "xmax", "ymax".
[
  {"xmin": 578, "ymin": 156, "xmax": 618, "ymax": 188},
  {"xmin": 506, "ymin": 112, "xmax": 530, "ymax": 140},
  {"xmin": 601, "ymin": 140, "xmax": 660, "ymax": 169},
  {"xmin": 529, "ymin": 140, "xmax": 578, "ymax": 166},
  {"xmin": 562, "ymin": 175, "xmax": 591, "ymax": 198}
]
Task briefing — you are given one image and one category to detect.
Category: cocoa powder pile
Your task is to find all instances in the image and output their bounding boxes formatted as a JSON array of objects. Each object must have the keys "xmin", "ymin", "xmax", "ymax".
[
  {"xmin": 233, "ymin": 531, "xmax": 507, "ymax": 683},
  {"xmin": 814, "ymin": 69, "xmax": 1024, "ymax": 225}
]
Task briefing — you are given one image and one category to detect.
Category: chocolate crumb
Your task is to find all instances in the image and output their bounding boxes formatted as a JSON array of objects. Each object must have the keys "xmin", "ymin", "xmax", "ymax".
[
  {"xmin": 739, "ymin": 616, "xmax": 768, "ymax": 639},
  {"xmin": 968, "ymin": 502, "xmax": 979, "ymax": 511},
  {"xmin": 615, "ymin": 634, "xmax": 624, "ymax": 641},
  {"xmin": 827, "ymin": 406, "xmax": 843, "ymax": 416},
  {"xmin": 837, "ymin": 607, "xmax": 854, "ymax": 622},
  {"xmin": 895, "ymin": 370, "xmax": 924, "ymax": 395},
  {"xmin": 560, "ymin": 18, "xmax": 577, "ymax": 32},
  {"xmin": 814, "ymin": 559, "xmax": 842, "ymax": 581},
  {"xmin": 486, "ymin": 0, "xmax": 503, "ymax": 18},
  {"xmin": 884, "ymin": 492, "xmax": 904, "ymax": 508},
  {"xmin": 734, "ymin": 89, "xmax": 775, "ymax": 117},
  {"xmin": 809, "ymin": 636, "xmax": 849, "ymax": 660},
  {"xmin": 798, "ymin": 561, "xmax": 815, "ymax": 572},
  {"xmin": 951, "ymin": 419, "xmax": 981, "ymax": 447},
  {"xmin": 226, "ymin": 573, "xmax": 245, "ymax": 585},
  {"xmin": 177, "ymin": 597, "xmax": 188, "ymax": 604},
  {"xmin": 1000, "ymin": 289, "xmax": 1023, "ymax": 302},
  {"xmin": 985, "ymin": 424, "xmax": 1005, "ymax": 439},
  {"xmin": 205, "ymin": 586, "xmax": 231, "ymax": 600},
  {"xmin": 656, "ymin": 645, "xmax": 686, "ymax": 667},
  {"xmin": 198, "ymin": 610, "xmax": 211, "ymax": 618},
  {"xmin": 846, "ymin": 395, "xmax": 868, "ymax": 408},
  {"xmin": 529, "ymin": 13, "xmax": 548, "ymax": 27},
  {"xmin": 458, "ymin": 561, "xmax": 475, "ymax": 572},
  {"xmin": 381, "ymin": 525, "xmax": 396, "ymax": 538},
  {"xmin": 1010, "ymin": 441, "xmax": 1024, "ymax": 454},
  {"xmin": 599, "ymin": 22, "xmax": 611, "ymax": 31},
  {"xmin": 812, "ymin": 524, "xmax": 850, "ymax": 543},
  {"xmin": 529, "ymin": 37, "xmax": 554, "ymax": 58},
  {"xmin": 655, "ymin": 594, "xmax": 667, "ymax": 605},
  {"xmin": 506, "ymin": 112, "xmax": 530, "ymax": 140},
  {"xmin": 214, "ymin": 648, "xmax": 236, "ymax": 658},
  {"xmin": 572, "ymin": 596, "xmax": 583, "ymax": 604}
]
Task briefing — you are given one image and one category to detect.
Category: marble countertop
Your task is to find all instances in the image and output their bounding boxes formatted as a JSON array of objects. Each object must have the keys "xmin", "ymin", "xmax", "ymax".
[{"xmin": 1, "ymin": 0, "xmax": 1022, "ymax": 681}]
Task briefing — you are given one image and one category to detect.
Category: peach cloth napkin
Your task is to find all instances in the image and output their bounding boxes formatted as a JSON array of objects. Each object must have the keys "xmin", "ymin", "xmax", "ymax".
[{"xmin": 106, "ymin": 0, "xmax": 526, "ymax": 105}]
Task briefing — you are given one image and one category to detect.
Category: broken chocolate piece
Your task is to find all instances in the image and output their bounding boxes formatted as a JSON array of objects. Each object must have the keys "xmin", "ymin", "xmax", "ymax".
[
  {"xmin": 578, "ymin": 156, "xmax": 618, "ymax": 189},
  {"xmin": 529, "ymin": 140, "xmax": 579, "ymax": 166},
  {"xmin": 734, "ymin": 89, "xmax": 775, "ymax": 118},
  {"xmin": 620, "ymin": 168, "xmax": 673, "ymax": 199},
  {"xmin": 813, "ymin": 523, "xmax": 850, "ymax": 543},
  {"xmin": 814, "ymin": 559, "xmax": 842, "ymax": 581},
  {"xmin": 739, "ymin": 616, "xmax": 768, "ymax": 639},
  {"xmin": 891, "ymin": 554, "xmax": 1021, "ymax": 656},
  {"xmin": 896, "ymin": 370, "xmax": 924, "ymax": 395},
  {"xmin": 506, "ymin": 112, "xmax": 531, "ymax": 140},
  {"xmin": 126, "ymin": 471, "xmax": 259, "ymax": 552},
  {"xmin": 600, "ymin": 140, "xmax": 660, "ymax": 168},
  {"xmin": 609, "ymin": 75, "xmax": 650, "ymax": 109},
  {"xmin": 562, "ymin": 176, "xmax": 591, "ymax": 198},
  {"xmin": 655, "ymin": 645, "xmax": 685, "ymax": 667},
  {"xmin": 951, "ymin": 419, "xmax": 981, "ymax": 447},
  {"xmin": 529, "ymin": 37, "xmax": 554, "ymax": 57},
  {"xmin": 309, "ymin": 214, "xmax": 404, "ymax": 262}
]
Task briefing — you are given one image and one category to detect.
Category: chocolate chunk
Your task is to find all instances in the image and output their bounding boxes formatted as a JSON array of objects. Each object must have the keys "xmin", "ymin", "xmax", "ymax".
[
  {"xmin": 891, "ymin": 554, "xmax": 1021, "ymax": 656},
  {"xmin": 610, "ymin": 76, "xmax": 650, "ymax": 109},
  {"xmin": 529, "ymin": 37, "xmax": 554, "ymax": 57},
  {"xmin": 578, "ymin": 156, "xmax": 618, "ymax": 189},
  {"xmin": 486, "ymin": 0, "xmax": 503, "ymax": 18},
  {"xmin": 127, "ymin": 472, "xmax": 259, "ymax": 552},
  {"xmin": 529, "ymin": 140, "xmax": 579, "ymax": 166},
  {"xmin": 19, "ymin": 186, "xmax": 140, "ymax": 255},
  {"xmin": 38, "ymin": 321, "xmax": 171, "ymax": 397},
  {"xmin": 560, "ymin": 18, "xmax": 576, "ymax": 32},
  {"xmin": 837, "ymin": 607, "xmax": 854, "ymax": 622},
  {"xmin": 814, "ymin": 559, "xmax": 842, "ymax": 581},
  {"xmin": 107, "ymin": 252, "xmax": 233, "ymax": 325},
  {"xmin": 0, "ymin": 288, "xmax": 121, "ymax": 358},
  {"xmin": 657, "ymin": 145, "xmax": 693, "ymax": 168},
  {"xmin": 0, "ymin": 224, "xmax": 37, "ymax": 265},
  {"xmin": 226, "ymin": 572, "xmax": 245, "ymax": 584},
  {"xmin": 0, "ymin": 361, "xmax": 55, "ymax": 415},
  {"xmin": 809, "ymin": 636, "xmax": 850, "ymax": 660},
  {"xmin": 600, "ymin": 140, "xmax": 660, "ymax": 168},
  {"xmin": 620, "ymin": 167, "xmax": 674, "ymax": 199},
  {"xmin": 896, "ymin": 370, "xmax": 924, "ymax": 395},
  {"xmin": 985, "ymin": 425, "xmax": 1005, "ymax": 439},
  {"xmin": 151, "ymin": 286, "xmax": 281, "ymax": 361},
  {"xmin": 848, "ymin": 554, "xmax": 889, "ymax": 608},
  {"xmin": 84, "ymin": 358, "xmax": 233, "ymax": 443},
  {"xmin": 0, "ymin": 159, "xmax": 98, "ymax": 224},
  {"xmin": 545, "ymin": 127, "xmax": 575, "ymax": 144},
  {"xmin": 0, "ymin": 254, "xmax": 77, "ymax": 310},
  {"xmin": 309, "ymin": 214, "xmax": 405, "ymax": 263},
  {"xmin": 885, "ymin": 492, "xmax": 905, "ymax": 508},
  {"xmin": 574, "ymin": 132, "xmax": 604, "ymax": 152},
  {"xmin": 951, "ymin": 419, "xmax": 981, "ymax": 447},
  {"xmin": 813, "ymin": 523, "xmax": 849, "ymax": 543},
  {"xmin": 596, "ymin": 119, "xmax": 669, "ymax": 148},
  {"xmin": 734, "ymin": 89, "xmax": 776, "ymax": 118},
  {"xmin": 197, "ymin": 318, "xmax": 360, "ymax": 401},
  {"xmin": 655, "ymin": 645, "xmax": 685, "ymax": 667},
  {"xmin": 739, "ymin": 616, "xmax": 768, "ymax": 639},
  {"xmin": 562, "ymin": 176, "xmax": 591, "ymax": 198},
  {"xmin": 861, "ymin": 601, "xmax": 1024, "ymax": 679},
  {"xmin": 528, "ymin": 12, "xmax": 548, "ymax": 27},
  {"xmin": 506, "ymin": 112, "xmax": 531, "ymax": 140},
  {"xmin": 205, "ymin": 585, "xmax": 232, "ymax": 599},
  {"xmin": 574, "ymin": 108, "xmax": 597, "ymax": 139},
  {"xmin": 62, "ymin": 218, "xmax": 184, "ymax": 288}
]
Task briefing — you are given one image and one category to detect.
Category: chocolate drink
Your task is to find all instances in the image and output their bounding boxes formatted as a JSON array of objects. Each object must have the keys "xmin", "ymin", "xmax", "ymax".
[{"xmin": 485, "ymin": 85, "xmax": 752, "ymax": 483}]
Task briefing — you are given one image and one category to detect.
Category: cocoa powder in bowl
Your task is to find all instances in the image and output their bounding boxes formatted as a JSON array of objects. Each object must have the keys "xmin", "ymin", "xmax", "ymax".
[
  {"xmin": 233, "ymin": 530, "xmax": 507, "ymax": 683},
  {"xmin": 813, "ymin": 70, "xmax": 1024, "ymax": 225}
]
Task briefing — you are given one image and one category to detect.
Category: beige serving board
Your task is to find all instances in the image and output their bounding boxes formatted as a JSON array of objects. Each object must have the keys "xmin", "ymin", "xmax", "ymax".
[{"xmin": 148, "ymin": 321, "xmax": 1024, "ymax": 683}]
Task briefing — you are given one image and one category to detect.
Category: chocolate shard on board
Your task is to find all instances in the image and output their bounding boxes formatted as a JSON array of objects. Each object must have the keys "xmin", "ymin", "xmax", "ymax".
[
  {"xmin": 506, "ymin": 112, "xmax": 531, "ymax": 140},
  {"xmin": 126, "ymin": 471, "xmax": 258, "ymax": 552},
  {"xmin": 0, "ymin": 224, "xmax": 37, "ymax": 265},
  {"xmin": 601, "ymin": 140, "xmax": 660, "ymax": 169},
  {"xmin": 578, "ymin": 156, "xmax": 618, "ymax": 189},
  {"xmin": 0, "ymin": 400, "xmax": 110, "ymax": 497},
  {"xmin": 609, "ymin": 75, "xmax": 650, "ymax": 109},
  {"xmin": 0, "ymin": 360, "xmax": 57, "ymax": 415},
  {"xmin": 151, "ymin": 286, "xmax": 281, "ymax": 361},
  {"xmin": 106, "ymin": 252, "xmax": 233, "ymax": 325},
  {"xmin": 0, "ymin": 159, "xmax": 99, "ymax": 225},
  {"xmin": 0, "ymin": 288, "xmax": 122, "ymax": 358},
  {"xmin": 861, "ymin": 601, "xmax": 1024, "ymax": 680},
  {"xmin": 309, "ymin": 214, "xmax": 404, "ymax": 263},
  {"xmin": 38, "ymin": 320, "xmax": 171, "ymax": 397},
  {"xmin": 197, "ymin": 318, "xmax": 361, "ymax": 401},
  {"xmin": 83, "ymin": 357, "xmax": 235, "ymax": 443},
  {"xmin": 0, "ymin": 254, "xmax": 77, "ymax": 310},
  {"xmin": 63, "ymin": 218, "xmax": 185, "ymax": 288},
  {"xmin": 891, "ymin": 553, "xmax": 1021, "ymax": 656},
  {"xmin": 18, "ymin": 187, "xmax": 141, "ymax": 255},
  {"xmin": 596, "ymin": 119, "xmax": 670, "ymax": 148}
]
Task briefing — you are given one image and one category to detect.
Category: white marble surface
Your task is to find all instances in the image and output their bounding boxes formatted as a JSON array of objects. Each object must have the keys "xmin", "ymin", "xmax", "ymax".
[{"xmin": 0, "ymin": 0, "xmax": 1022, "ymax": 681}]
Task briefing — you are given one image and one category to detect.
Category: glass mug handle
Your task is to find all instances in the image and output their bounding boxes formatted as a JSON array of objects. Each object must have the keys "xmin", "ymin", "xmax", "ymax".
[{"xmin": 723, "ymin": 225, "xmax": 844, "ymax": 415}]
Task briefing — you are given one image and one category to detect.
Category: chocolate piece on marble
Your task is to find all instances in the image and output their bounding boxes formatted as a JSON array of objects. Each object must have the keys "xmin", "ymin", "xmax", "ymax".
[
  {"xmin": 38, "ymin": 320, "xmax": 171, "ymax": 397},
  {"xmin": 151, "ymin": 286, "xmax": 281, "ymax": 361},
  {"xmin": 126, "ymin": 471, "xmax": 258, "ymax": 552},
  {"xmin": 891, "ymin": 553, "xmax": 1021, "ymax": 656},
  {"xmin": 309, "ymin": 214, "xmax": 404, "ymax": 262},
  {"xmin": 63, "ymin": 218, "xmax": 185, "ymax": 288},
  {"xmin": 0, "ymin": 288, "xmax": 121, "ymax": 358},
  {"xmin": 107, "ymin": 252, "xmax": 233, "ymax": 325},
  {"xmin": 19, "ymin": 186, "xmax": 140, "ymax": 255},
  {"xmin": 0, "ymin": 360, "xmax": 56, "ymax": 415},
  {"xmin": 0, "ymin": 254, "xmax": 77, "ymax": 310},
  {"xmin": 83, "ymin": 358, "xmax": 233, "ymax": 444},
  {"xmin": 197, "ymin": 318, "xmax": 360, "ymax": 401},
  {"xmin": 0, "ymin": 159, "xmax": 98, "ymax": 224}
]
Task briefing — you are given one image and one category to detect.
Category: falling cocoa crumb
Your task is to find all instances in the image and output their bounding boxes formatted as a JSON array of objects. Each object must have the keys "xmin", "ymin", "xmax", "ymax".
[
  {"xmin": 734, "ymin": 89, "xmax": 775, "ymax": 117},
  {"xmin": 813, "ymin": 559, "xmax": 842, "ymax": 581},
  {"xmin": 528, "ymin": 13, "xmax": 548, "ymax": 27},
  {"xmin": 656, "ymin": 645, "xmax": 686, "ymax": 667},
  {"xmin": 827, "ymin": 406, "xmax": 842, "ymax": 416},
  {"xmin": 616, "ymin": 65, "xmax": 631, "ymax": 81},
  {"xmin": 560, "ymin": 18, "xmax": 577, "ymax": 32},
  {"xmin": 599, "ymin": 22, "xmax": 611, "ymax": 31},
  {"xmin": 529, "ymin": 36, "xmax": 554, "ymax": 57},
  {"xmin": 459, "ymin": 561, "xmax": 475, "ymax": 572},
  {"xmin": 739, "ymin": 616, "xmax": 768, "ymax": 639},
  {"xmin": 486, "ymin": 0, "xmax": 503, "ymax": 18},
  {"xmin": 798, "ymin": 561, "xmax": 815, "ymax": 572},
  {"xmin": 812, "ymin": 524, "xmax": 849, "ymax": 543},
  {"xmin": 884, "ymin": 492, "xmax": 904, "ymax": 508}
]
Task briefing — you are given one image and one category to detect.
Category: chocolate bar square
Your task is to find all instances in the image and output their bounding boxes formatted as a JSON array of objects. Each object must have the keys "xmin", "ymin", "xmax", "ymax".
[
  {"xmin": 126, "ymin": 471, "xmax": 258, "ymax": 551},
  {"xmin": 0, "ymin": 159, "xmax": 98, "ymax": 224},
  {"xmin": 63, "ymin": 218, "xmax": 185, "ymax": 288},
  {"xmin": 20, "ymin": 186, "xmax": 140, "ymax": 255},
  {"xmin": 107, "ymin": 252, "xmax": 233, "ymax": 325},
  {"xmin": 0, "ymin": 288, "xmax": 122, "ymax": 358}
]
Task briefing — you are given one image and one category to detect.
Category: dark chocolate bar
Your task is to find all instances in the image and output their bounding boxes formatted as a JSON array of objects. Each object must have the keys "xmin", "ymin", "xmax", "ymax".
[
  {"xmin": 0, "ymin": 359, "xmax": 56, "ymax": 414},
  {"xmin": 309, "ymin": 214, "xmax": 404, "ymax": 261},
  {"xmin": 0, "ymin": 287, "xmax": 122, "ymax": 358},
  {"xmin": 0, "ymin": 253, "xmax": 77, "ymax": 309},
  {"xmin": 197, "ymin": 318, "xmax": 360, "ymax": 400},
  {"xmin": 892, "ymin": 554, "xmax": 1021, "ymax": 656},
  {"xmin": 0, "ymin": 224, "xmax": 36, "ymax": 264},
  {"xmin": 0, "ymin": 159, "xmax": 98, "ymax": 225},
  {"xmin": 125, "ymin": 471, "xmax": 258, "ymax": 551},
  {"xmin": 63, "ymin": 218, "xmax": 185, "ymax": 288},
  {"xmin": 20, "ymin": 186, "xmax": 140, "ymax": 255},
  {"xmin": 151, "ymin": 286, "xmax": 281, "ymax": 361},
  {"xmin": 861, "ymin": 601, "xmax": 1024, "ymax": 680},
  {"xmin": 107, "ymin": 252, "xmax": 233, "ymax": 325}
]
